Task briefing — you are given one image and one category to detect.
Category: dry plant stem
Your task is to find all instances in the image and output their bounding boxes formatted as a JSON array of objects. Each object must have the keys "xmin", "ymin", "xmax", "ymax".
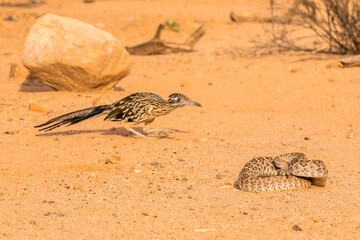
[{"xmin": 125, "ymin": 24, "xmax": 205, "ymax": 55}]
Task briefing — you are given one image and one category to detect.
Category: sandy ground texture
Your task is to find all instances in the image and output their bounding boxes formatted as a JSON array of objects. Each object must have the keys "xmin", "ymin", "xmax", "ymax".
[{"xmin": 1, "ymin": 0, "xmax": 360, "ymax": 239}]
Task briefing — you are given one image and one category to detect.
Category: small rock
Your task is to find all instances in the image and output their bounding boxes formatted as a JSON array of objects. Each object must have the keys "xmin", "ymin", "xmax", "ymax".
[
  {"xmin": 22, "ymin": 14, "xmax": 131, "ymax": 92},
  {"xmin": 304, "ymin": 137, "xmax": 310, "ymax": 140},
  {"xmin": 216, "ymin": 174, "xmax": 224, "ymax": 179},
  {"xmin": 4, "ymin": 16, "xmax": 16, "ymax": 22},
  {"xmin": 4, "ymin": 131, "xmax": 19, "ymax": 135},
  {"xmin": 16, "ymin": 190, "xmax": 28, "ymax": 197},
  {"xmin": 150, "ymin": 162, "xmax": 163, "ymax": 168},
  {"xmin": 288, "ymin": 67, "xmax": 299, "ymax": 73},
  {"xmin": 181, "ymin": 82, "xmax": 190, "ymax": 88},
  {"xmin": 44, "ymin": 212, "xmax": 64, "ymax": 217},
  {"xmin": 88, "ymin": 173, "xmax": 97, "ymax": 180},
  {"xmin": 104, "ymin": 155, "xmax": 122, "ymax": 164},
  {"xmin": 292, "ymin": 224, "xmax": 302, "ymax": 231},
  {"xmin": 347, "ymin": 130, "xmax": 354, "ymax": 139},
  {"xmin": 340, "ymin": 55, "xmax": 360, "ymax": 68},
  {"xmin": 8, "ymin": 63, "xmax": 29, "ymax": 79},
  {"xmin": 29, "ymin": 100, "xmax": 51, "ymax": 113}
]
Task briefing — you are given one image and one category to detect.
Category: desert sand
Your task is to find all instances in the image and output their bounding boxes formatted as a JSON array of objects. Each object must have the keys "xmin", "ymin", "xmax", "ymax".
[{"xmin": 0, "ymin": 0, "xmax": 360, "ymax": 239}]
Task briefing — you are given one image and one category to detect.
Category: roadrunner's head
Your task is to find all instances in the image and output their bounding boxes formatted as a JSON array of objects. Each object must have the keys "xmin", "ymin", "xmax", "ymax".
[{"xmin": 167, "ymin": 93, "xmax": 202, "ymax": 108}]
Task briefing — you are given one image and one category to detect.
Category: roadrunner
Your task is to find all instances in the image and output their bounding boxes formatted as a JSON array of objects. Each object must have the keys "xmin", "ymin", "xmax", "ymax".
[{"xmin": 34, "ymin": 92, "xmax": 201, "ymax": 137}]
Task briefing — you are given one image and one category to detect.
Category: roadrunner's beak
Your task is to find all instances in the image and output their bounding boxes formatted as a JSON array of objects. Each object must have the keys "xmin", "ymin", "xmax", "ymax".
[{"xmin": 183, "ymin": 100, "xmax": 202, "ymax": 107}]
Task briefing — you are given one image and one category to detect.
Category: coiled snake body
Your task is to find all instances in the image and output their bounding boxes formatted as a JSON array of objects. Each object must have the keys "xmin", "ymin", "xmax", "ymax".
[{"xmin": 234, "ymin": 153, "xmax": 328, "ymax": 192}]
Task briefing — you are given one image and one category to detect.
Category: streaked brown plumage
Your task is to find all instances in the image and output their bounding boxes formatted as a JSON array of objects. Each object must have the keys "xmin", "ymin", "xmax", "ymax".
[{"xmin": 34, "ymin": 92, "xmax": 201, "ymax": 137}]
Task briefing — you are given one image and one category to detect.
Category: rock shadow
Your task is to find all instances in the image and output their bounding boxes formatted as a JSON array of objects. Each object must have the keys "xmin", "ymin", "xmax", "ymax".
[
  {"xmin": 19, "ymin": 76, "xmax": 56, "ymax": 92},
  {"xmin": 0, "ymin": 1, "xmax": 44, "ymax": 8},
  {"xmin": 19, "ymin": 76, "xmax": 125, "ymax": 92}
]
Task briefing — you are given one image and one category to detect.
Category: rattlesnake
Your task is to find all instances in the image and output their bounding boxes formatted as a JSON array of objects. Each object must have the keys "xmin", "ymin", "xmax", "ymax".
[{"xmin": 234, "ymin": 153, "xmax": 328, "ymax": 192}]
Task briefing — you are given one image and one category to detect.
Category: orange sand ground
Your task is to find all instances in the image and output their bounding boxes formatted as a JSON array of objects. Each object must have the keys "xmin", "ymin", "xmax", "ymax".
[{"xmin": 0, "ymin": 0, "xmax": 360, "ymax": 239}]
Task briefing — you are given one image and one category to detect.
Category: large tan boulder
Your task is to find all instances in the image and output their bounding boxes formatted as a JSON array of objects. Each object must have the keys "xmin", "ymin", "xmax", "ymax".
[{"xmin": 22, "ymin": 14, "xmax": 131, "ymax": 92}]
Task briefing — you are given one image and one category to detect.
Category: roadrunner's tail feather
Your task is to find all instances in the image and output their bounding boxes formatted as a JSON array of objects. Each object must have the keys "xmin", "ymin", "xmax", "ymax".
[{"xmin": 34, "ymin": 105, "xmax": 112, "ymax": 132}]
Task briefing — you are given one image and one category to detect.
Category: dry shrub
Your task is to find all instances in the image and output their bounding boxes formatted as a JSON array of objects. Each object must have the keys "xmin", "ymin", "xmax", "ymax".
[{"xmin": 268, "ymin": 0, "xmax": 360, "ymax": 54}]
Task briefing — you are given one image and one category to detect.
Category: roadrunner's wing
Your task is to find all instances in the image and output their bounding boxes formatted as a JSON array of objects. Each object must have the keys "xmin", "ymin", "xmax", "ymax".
[{"xmin": 104, "ymin": 104, "xmax": 154, "ymax": 123}]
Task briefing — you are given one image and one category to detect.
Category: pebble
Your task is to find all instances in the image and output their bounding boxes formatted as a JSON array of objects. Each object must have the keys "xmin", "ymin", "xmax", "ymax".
[
  {"xmin": 88, "ymin": 173, "xmax": 97, "ymax": 180},
  {"xmin": 180, "ymin": 82, "xmax": 190, "ymax": 88},
  {"xmin": 104, "ymin": 155, "xmax": 122, "ymax": 164},
  {"xmin": 44, "ymin": 212, "xmax": 64, "ymax": 217},
  {"xmin": 292, "ymin": 224, "xmax": 302, "ymax": 231},
  {"xmin": 8, "ymin": 63, "xmax": 28, "ymax": 79},
  {"xmin": 16, "ymin": 190, "xmax": 28, "ymax": 197},
  {"xmin": 29, "ymin": 100, "xmax": 51, "ymax": 113},
  {"xmin": 347, "ymin": 130, "xmax": 354, "ymax": 139}
]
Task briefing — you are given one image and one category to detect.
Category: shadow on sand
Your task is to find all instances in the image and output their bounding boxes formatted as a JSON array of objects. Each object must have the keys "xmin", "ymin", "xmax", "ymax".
[
  {"xmin": 19, "ymin": 77, "xmax": 125, "ymax": 92},
  {"xmin": 35, "ymin": 127, "xmax": 185, "ymax": 139}
]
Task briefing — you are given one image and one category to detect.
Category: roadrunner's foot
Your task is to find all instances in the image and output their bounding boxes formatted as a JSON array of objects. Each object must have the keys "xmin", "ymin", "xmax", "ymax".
[
  {"xmin": 145, "ymin": 128, "xmax": 179, "ymax": 138},
  {"xmin": 145, "ymin": 128, "xmax": 177, "ymax": 134}
]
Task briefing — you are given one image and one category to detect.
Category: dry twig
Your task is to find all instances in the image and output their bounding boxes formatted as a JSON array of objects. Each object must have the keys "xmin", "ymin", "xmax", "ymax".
[{"xmin": 125, "ymin": 24, "xmax": 205, "ymax": 55}]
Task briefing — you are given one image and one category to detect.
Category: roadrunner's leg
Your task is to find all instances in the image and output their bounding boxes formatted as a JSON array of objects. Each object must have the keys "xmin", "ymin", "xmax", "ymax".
[
  {"xmin": 127, "ymin": 128, "xmax": 148, "ymax": 138},
  {"xmin": 123, "ymin": 122, "xmax": 149, "ymax": 138}
]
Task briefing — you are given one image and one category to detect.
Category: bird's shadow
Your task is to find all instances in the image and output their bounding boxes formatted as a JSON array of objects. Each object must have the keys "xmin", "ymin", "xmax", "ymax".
[{"xmin": 35, "ymin": 127, "xmax": 186, "ymax": 139}]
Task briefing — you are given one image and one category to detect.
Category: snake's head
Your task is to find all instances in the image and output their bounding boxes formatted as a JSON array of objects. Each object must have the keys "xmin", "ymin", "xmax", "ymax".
[{"xmin": 272, "ymin": 157, "xmax": 291, "ymax": 176}]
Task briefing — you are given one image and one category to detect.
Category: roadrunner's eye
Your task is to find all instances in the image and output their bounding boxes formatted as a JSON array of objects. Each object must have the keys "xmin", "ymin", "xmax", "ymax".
[
  {"xmin": 168, "ymin": 95, "xmax": 181, "ymax": 104},
  {"xmin": 172, "ymin": 97, "xmax": 180, "ymax": 102}
]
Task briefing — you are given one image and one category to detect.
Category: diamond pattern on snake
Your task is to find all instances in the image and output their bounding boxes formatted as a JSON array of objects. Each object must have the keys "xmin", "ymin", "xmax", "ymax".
[{"xmin": 234, "ymin": 152, "xmax": 328, "ymax": 192}]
